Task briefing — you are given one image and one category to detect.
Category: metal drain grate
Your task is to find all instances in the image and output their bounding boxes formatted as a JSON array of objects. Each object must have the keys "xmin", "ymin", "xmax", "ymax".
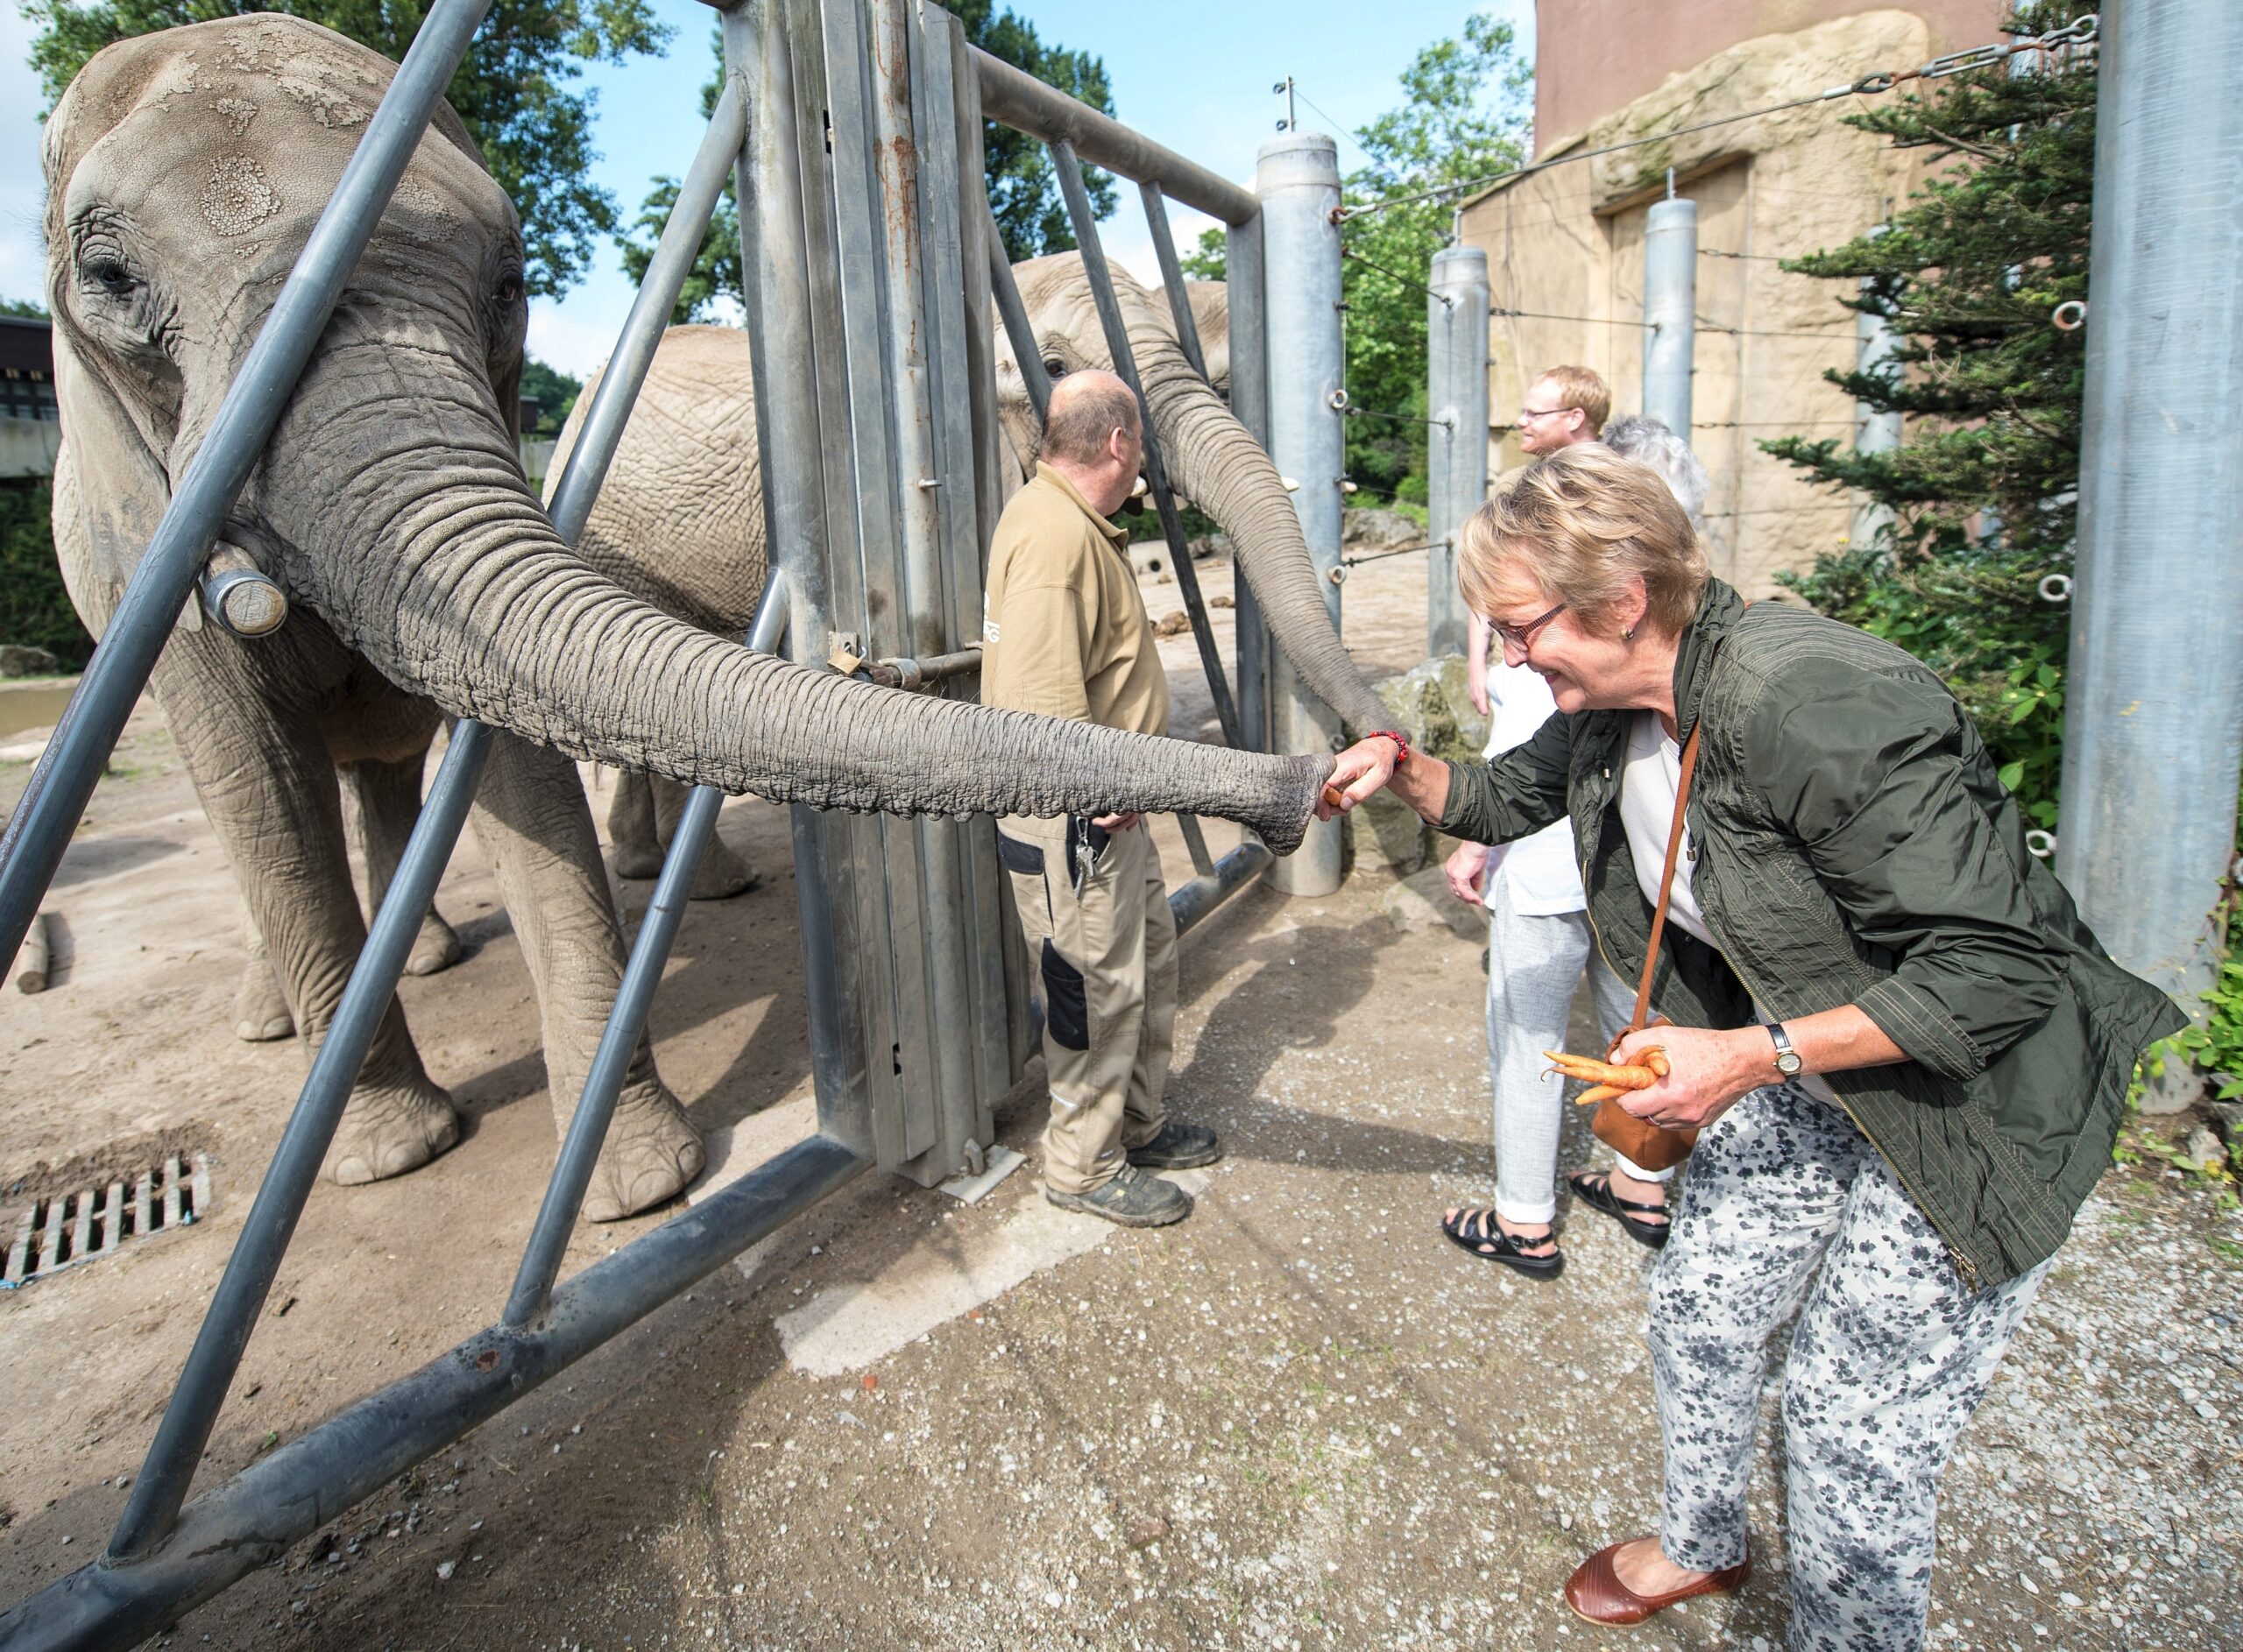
[{"xmin": 3, "ymin": 1154, "xmax": 212, "ymax": 1288}]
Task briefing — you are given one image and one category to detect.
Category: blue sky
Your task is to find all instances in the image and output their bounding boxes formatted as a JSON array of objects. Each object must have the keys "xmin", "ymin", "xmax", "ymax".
[{"xmin": 1, "ymin": 1, "xmax": 1532, "ymax": 375}]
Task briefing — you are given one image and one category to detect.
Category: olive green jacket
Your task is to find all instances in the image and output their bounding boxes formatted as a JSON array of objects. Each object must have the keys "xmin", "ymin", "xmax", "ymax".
[{"xmin": 1441, "ymin": 579, "xmax": 2183, "ymax": 1288}]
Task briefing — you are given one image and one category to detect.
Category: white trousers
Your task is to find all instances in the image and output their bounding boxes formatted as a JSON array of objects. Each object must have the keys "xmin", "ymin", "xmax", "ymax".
[{"xmin": 1484, "ymin": 882, "xmax": 1644, "ymax": 1224}]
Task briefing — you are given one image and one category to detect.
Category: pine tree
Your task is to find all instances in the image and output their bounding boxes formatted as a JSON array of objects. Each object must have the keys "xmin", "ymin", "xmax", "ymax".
[{"xmin": 1765, "ymin": 3, "xmax": 2095, "ymax": 827}]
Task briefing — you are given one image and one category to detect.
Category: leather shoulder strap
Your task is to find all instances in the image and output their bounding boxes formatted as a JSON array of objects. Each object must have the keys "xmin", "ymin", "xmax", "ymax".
[{"xmin": 1629, "ymin": 721, "xmax": 1701, "ymax": 1035}]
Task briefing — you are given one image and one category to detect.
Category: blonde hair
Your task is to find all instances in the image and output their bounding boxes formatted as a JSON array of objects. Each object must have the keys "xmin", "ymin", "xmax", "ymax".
[
  {"xmin": 1460, "ymin": 443, "xmax": 1710, "ymax": 639},
  {"xmin": 1534, "ymin": 365, "xmax": 1610, "ymax": 435}
]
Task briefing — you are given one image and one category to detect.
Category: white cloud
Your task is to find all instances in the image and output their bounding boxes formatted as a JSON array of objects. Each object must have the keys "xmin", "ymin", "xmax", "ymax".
[{"xmin": 1, "ymin": 8, "xmax": 52, "ymax": 308}]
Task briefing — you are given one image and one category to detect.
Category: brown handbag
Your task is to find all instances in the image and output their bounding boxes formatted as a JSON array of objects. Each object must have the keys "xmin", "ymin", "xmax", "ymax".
[{"xmin": 1588, "ymin": 717, "xmax": 1703, "ymax": 1175}]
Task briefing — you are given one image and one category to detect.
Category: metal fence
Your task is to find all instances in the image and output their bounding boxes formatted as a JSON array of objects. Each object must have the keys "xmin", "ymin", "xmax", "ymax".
[{"xmin": 0, "ymin": 1, "xmax": 1332, "ymax": 1641}]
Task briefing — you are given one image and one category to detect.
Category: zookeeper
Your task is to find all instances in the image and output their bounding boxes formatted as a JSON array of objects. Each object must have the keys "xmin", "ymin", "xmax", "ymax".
[
  {"xmin": 1320, "ymin": 442, "xmax": 2183, "ymax": 1650},
  {"xmin": 980, "ymin": 369, "xmax": 1222, "ymax": 1230}
]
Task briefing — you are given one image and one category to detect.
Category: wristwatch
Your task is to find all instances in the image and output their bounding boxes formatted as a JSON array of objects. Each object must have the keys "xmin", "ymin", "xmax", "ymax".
[{"xmin": 1767, "ymin": 1021, "xmax": 1804, "ymax": 1079}]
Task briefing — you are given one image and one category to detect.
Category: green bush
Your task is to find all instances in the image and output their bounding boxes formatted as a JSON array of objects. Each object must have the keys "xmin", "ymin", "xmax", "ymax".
[{"xmin": 0, "ymin": 481, "xmax": 92, "ymax": 670}]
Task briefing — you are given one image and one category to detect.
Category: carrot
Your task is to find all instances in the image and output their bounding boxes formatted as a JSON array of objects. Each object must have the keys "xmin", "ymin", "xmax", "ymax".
[
  {"xmin": 1322, "ymin": 784, "xmax": 1347, "ymax": 809},
  {"xmin": 1574, "ymin": 1084, "xmax": 1627, "ymax": 1107}
]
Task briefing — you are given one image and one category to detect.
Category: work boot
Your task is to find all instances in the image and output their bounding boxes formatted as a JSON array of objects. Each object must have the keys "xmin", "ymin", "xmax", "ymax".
[
  {"xmin": 1044, "ymin": 1164, "xmax": 1191, "ymax": 1227},
  {"xmin": 1127, "ymin": 1119, "xmax": 1222, "ymax": 1171}
]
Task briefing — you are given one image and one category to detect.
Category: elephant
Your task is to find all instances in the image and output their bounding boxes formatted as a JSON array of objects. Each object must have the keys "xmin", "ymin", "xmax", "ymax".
[
  {"xmin": 41, "ymin": 16, "xmax": 1334, "ymax": 1217},
  {"xmin": 558, "ymin": 260, "xmax": 1387, "ymax": 882}
]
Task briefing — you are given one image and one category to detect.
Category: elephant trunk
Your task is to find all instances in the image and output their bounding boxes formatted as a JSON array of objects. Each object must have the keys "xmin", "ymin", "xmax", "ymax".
[
  {"xmin": 276, "ymin": 405, "xmax": 1328, "ymax": 852},
  {"xmin": 1133, "ymin": 325, "xmax": 1390, "ymax": 738}
]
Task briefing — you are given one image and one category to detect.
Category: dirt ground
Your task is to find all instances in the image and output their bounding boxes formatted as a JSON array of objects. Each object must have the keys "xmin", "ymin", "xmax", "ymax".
[{"xmin": 3, "ymin": 548, "xmax": 2240, "ymax": 1651}]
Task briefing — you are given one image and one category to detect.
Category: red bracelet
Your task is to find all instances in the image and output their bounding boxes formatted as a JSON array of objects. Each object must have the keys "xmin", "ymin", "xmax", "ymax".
[{"xmin": 1369, "ymin": 729, "xmax": 1412, "ymax": 770}]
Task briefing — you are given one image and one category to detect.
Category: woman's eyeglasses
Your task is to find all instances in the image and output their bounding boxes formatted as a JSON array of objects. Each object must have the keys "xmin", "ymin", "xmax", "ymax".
[{"xmin": 1492, "ymin": 602, "xmax": 1567, "ymax": 653}]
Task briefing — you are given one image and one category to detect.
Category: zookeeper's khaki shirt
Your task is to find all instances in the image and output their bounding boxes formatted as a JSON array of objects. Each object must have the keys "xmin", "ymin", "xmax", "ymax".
[{"xmin": 980, "ymin": 463, "xmax": 1169, "ymax": 738}]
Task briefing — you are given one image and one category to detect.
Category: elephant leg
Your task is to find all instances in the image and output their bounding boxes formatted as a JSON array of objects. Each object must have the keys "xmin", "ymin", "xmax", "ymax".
[
  {"xmin": 152, "ymin": 647, "xmax": 458, "ymax": 1184},
  {"xmin": 467, "ymin": 730, "xmax": 704, "ymax": 1220},
  {"xmin": 605, "ymin": 770, "xmax": 669, "ymax": 880},
  {"xmin": 650, "ymin": 774, "xmax": 760, "ymax": 900},
  {"xmin": 345, "ymin": 752, "xmax": 464, "ymax": 976},
  {"xmin": 232, "ymin": 917, "xmax": 296, "ymax": 1042}
]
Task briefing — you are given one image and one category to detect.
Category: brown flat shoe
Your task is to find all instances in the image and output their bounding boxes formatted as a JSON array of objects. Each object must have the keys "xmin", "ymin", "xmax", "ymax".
[{"xmin": 1563, "ymin": 1537, "xmax": 1750, "ymax": 1626}]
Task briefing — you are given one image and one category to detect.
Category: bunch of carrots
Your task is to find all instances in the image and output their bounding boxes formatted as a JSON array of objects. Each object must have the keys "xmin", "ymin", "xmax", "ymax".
[{"xmin": 1544, "ymin": 1048, "xmax": 1670, "ymax": 1106}]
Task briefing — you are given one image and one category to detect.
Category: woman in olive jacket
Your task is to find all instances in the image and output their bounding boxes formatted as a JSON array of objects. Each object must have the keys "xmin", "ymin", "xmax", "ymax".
[{"xmin": 1322, "ymin": 446, "xmax": 2179, "ymax": 1651}]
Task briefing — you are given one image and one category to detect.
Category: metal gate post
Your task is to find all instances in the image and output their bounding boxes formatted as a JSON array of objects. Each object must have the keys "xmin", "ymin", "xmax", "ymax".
[
  {"xmin": 1256, "ymin": 131, "xmax": 1345, "ymax": 897},
  {"xmin": 1426, "ymin": 244, "xmax": 1489, "ymax": 658},
  {"xmin": 1225, "ymin": 213, "xmax": 1271, "ymax": 754},
  {"xmin": 2059, "ymin": 0, "xmax": 2243, "ymax": 1012},
  {"xmin": 1641, "ymin": 190, "xmax": 1697, "ymax": 441},
  {"xmin": 726, "ymin": 0, "xmax": 878, "ymax": 1160}
]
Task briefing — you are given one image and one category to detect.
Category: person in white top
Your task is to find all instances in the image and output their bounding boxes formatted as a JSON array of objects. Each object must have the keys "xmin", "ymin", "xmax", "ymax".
[{"xmin": 1441, "ymin": 409, "xmax": 1710, "ymax": 1275}]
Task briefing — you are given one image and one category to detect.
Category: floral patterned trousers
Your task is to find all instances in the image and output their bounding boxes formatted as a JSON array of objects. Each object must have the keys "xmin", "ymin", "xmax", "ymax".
[{"xmin": 1648, "ymin": 1080, "xmax": 2050, "ymax": 1651}]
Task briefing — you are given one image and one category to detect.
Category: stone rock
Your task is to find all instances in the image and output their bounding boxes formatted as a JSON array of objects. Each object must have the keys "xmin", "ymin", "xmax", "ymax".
[
  {"xmin": 2184, "ymin": 1126, "xmax": 2225, "ymax": 1175},
  {"xmin": 1380, "ymin": 865, "xmax": 1486, "ymax": 943},
  {"xmin": 1348, "ymin": 790, "xmax": 1431, "ymax": 877},
  {"xmin": 1341, "ymin": 507, "xmax": 1420, "ymax": 552},
  {"xmin": 1365, "ymin": 655, "xmax": 1490, "ymax": 765},
  {"xmin": 1151, "ymin": 610, "xmax": 1192, "ymax": 639},
  {"xmin": 1186, "ymin": 533, "xmax": 1232, "ymax": 561},
  {"xmin": 0, "ymin": 645, "xmax": 60, "ymax": 679},
  {"xmin": 1126, "ymin": 541, "xmax": 1173, "ymax": 584}
]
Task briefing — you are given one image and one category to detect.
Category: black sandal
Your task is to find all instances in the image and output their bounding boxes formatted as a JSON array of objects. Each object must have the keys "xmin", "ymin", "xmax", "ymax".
[
  {"xmin": 1566, "ymin": 1171, "xmax": 1672, "ymax": 1251},
  {"xmin": 1440, "ymin": 1206, "xmax": 1564, "ymax": 1279}
]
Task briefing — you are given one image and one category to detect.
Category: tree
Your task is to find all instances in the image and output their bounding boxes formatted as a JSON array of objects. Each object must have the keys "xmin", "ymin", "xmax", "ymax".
[
  {"xmin": 1765, "ymin": 1, "xmax": 2093, "ymax": 829},
  {"xmin": 23, "ymin": 0, "xmax": 673, "ymax": 299},
  {"xmin": 2, "ymin": 299, "xmax": 50, "ymax": 318},
  {"xmin": 1336, "ymin": 16, "xmax": 1531, "ymax": 511},
  {"xmin": 518, "ymin": 356, "xmax": 580, "ymax": 437},
  {"xmin": 622, "ymin": 7, "xmax": 1115, "ymax": 324},
  {"xmin": 0, "ymin": 481, "xmax": 91, "ymax": 668}
]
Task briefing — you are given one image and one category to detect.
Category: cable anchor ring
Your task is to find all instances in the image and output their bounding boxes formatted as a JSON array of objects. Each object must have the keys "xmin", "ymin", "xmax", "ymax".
[
  {"xmin": 2037, "ymin": 573, "xmax": 2073, "ymax": 604},
  {"xmin": 1327, "ymin": 387, "xmax": 1350, "ymax": 412},
  {"xmin": 2024, "ymin": 830, "xmax": 2057, "ymax": 860},
  {"xmin": 2051, "ymin": 300, "xmax": 2087, "ymax": 332}
]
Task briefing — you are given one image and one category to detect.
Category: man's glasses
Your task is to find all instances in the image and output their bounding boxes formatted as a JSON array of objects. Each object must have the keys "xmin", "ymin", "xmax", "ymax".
[
  {"xmin": 1492, "ymin": 602, "xmax": 1567, "ymax": 653},
  {"xmin": 1518, "ymin": 405, "xmax": 1577, "ymax": 424}
]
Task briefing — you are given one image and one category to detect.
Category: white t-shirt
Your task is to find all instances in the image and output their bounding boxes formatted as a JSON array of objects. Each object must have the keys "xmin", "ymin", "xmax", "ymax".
[
  {"xmin": 1479, "ymin": 663, "xmax": 1583, "ymax": 915},
  {"xmin": 1618, "ymin": 711, "xmax": 1840, "ymax": 1105}
]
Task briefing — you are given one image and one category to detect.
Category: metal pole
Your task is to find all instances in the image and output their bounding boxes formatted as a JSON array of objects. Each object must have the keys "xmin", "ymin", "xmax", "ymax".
[
  {"xmin": 0, "ymin": 1133, "xmax": 868, "ymax": 1652},
  {"xmin": 1047, "ymin": 138, "xmax": 1243, "ymax": 752},
  {"xmin": 1226, "ymin": 215, "xmax": 1271, "ymax": 753},
  {"xmin": 1139, "ymin": 181, "xmax": 1210, "ymax": 382},
  {"xmin": 726, "ymin": 0, "xmax": 876, "ymax": 1162},
  {"xmin": 1641, "ymin": 191, "xmax": 1697, "ymax": 441},
  {"xmin": 1256, "ymin": 131, "xmax": 1344, "ymax": 896},
  {"xmin": 0, "ymin": 0, "xmax": 493, "ymax": 969},
  {"xmin": 2059, "ymin": 0, "xmax": 2243, "ymax": 1020},
  {"xmin": 987, "ymin": 216, "xmax": 1054, "ymax": 421},
  {"xmin": 504, "ymin": 574, "xmax": 790, "ymax": 1331},
  {"xmin": 1426, "ymin": 245, "xmax": 1489, "ymax": 658},
  {"xmin": 103, "ymin": 74, "xmax": 749, "ymax": 1560}
]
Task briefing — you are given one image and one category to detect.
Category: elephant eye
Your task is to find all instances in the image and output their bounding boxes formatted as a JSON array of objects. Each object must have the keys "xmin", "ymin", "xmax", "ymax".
[
  {"xmin": 495, "ymin": 272, "xmax": 524, "ymax": 306},
  {"xmin": 1042, "ymin": 357, "xmax": 1065, "ymax": 378},
  {"xmin": 87, "ymin": 257, "xmax": 137, "ymax": 294}
]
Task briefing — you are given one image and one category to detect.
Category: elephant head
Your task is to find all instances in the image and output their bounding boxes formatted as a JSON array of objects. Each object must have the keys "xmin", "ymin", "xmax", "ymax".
[
  {"xmin": 995, "ymin": 254, "xmax": 1390, "ymax": 739},
  {"xmin": 42, "ymin": 17, "xmax": 1330, "ymax": 851}
]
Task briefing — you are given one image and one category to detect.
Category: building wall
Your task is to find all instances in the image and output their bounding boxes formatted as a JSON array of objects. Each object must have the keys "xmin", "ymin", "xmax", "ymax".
[
  {"xmin": 1466, "ymin": 9, "xmax": 1970, "ymax": 595},
  {"xmin": 1533, "ymin": 0, "xmax": 2009, "ymax": 153}
]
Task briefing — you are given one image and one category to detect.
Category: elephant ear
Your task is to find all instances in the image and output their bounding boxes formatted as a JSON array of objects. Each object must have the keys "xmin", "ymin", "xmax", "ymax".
[{"xmin": 47, "ymin": 326, "xmax": 198, "ymax": 639}]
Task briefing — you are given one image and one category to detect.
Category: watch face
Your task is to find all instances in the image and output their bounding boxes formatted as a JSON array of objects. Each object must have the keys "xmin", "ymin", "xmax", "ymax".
[{"xmin": 1775, "ymin": 1051, "xmax": 1803, "ymax": 1077}]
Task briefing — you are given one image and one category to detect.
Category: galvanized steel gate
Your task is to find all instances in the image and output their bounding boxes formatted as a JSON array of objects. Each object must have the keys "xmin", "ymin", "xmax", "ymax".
[{"xmin": 0, "ymin": 0, "xmax": 1315, "ymax": 1642}]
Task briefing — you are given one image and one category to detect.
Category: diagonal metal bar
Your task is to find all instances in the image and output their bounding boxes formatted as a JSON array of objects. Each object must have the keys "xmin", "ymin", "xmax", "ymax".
[
  {"xmin": 503, "ymin": 568, "xmax": 789, "ymax": 1331},
  {"xmin": 0, "ymin": 1132, "xmax": 868, "ymax": 1652},
  {"xmin": 985, "ymin": 205, "xmax": 1053, "ymax": 423},
  {"xmin": 0, "ymin": 0, "xmax": 493, "ymax": 971},
  {"xmin": 1047, "ymin": 138, "xmax": 1242, "ymax": 752},
  {"xmin": 1139, "ymin": 180, "xmax": 1210, "ymax": 383},
  {"xmin": 103, "ymin": 73, "xmax": 752, "ymax": 1562}
]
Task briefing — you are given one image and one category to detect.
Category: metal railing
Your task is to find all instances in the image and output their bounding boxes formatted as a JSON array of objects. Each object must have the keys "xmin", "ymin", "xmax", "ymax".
[{"xmin": 0, "ymin": 2, "xmax": 1312, "ymax": 1640}]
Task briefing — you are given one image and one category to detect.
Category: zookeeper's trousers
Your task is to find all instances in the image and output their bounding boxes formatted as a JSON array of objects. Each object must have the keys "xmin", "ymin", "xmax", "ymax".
[
  {"xmin": 1649, "ymin": 1079, "xmax": 2049, "ymax": 1652},
  {"xmin": 998, "ymin": 816, "xmax": 1176, "ymax": 1195}
]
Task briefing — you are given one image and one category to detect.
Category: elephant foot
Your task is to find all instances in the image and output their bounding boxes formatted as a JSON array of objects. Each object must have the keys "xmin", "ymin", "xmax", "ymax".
[
  {"xmin": 404, "ymin": 911, "xmax": 464, "ymax": 977},
  {"xmin": 608, "ymin": 841, "xmax": 668, "ymax": 881},
  {"xmin": 326, "ymin": 1079, "xmax": 462, "ymax": 1186},
  {"xmin": 232, "ymin": 964, "xmax": 295, "ymax": 1043},
  {"xmin": 688, "ymin": 841, "xmax": 760, "ymax": 901},
  {"xmin": 580, "ymin": 1084, "xmax": 705, "ymax": 1222}
]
